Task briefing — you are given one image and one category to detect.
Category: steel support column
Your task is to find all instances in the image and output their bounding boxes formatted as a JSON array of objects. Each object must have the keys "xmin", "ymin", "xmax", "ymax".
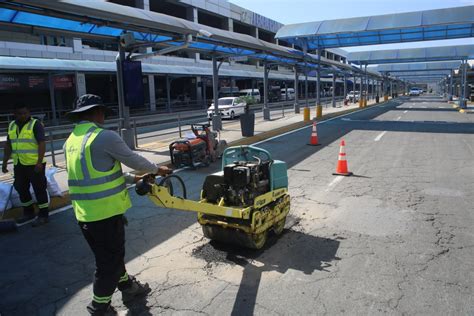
[
  {"xmin": 294, "ymin": 69, "xmax": 300, "ymax": 113},
  {"xmin": 353, "ymin": 73, "xmax": 356, "ymax": 104},
  {"xmin": 305, "ymin": 70, "xmax": 309, "ymax": 108},
  {"xmin": 343, "ymin": 74, "xmax": 347, "ymax": 102},
  {"xmin": 166, "ymin": 74, "xmax": 171, "ymax": 112},
  {"xmin": 263, "ymin": 63, "xmax": 271, "ymax": 120},
  {"xmin": 116, "ymin": 45, "xmax": 135, "ymax": 149},
  {"xmin": 316, "ymin": 50, "xmax": 321, "ymax": 106},
  {"xmin": 48, "ymin": 73, "xmax": 58, "ymax": 125},
  {"xmin": 332, "ymin": 73, "xmax": 336, "ymax": 107},
  {"xmin": 364, "ymin": 64, "xmax": 368, "ymax": 102},
  {"xmin": 449, "ymin": 70, "xmax": 454, "ymax": 101},
  {"xmin": 460, "ymin": 60, "xmax": 468, "ymax": 109},
  {"xmin": 211, "ymin": 56, "xmax": 222, "ymax": 130}
]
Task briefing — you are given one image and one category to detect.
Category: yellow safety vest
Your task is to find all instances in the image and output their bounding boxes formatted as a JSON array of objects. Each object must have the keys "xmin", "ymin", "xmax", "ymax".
[
  {"xmin": 8, "ymin": 118, "xmax": 45, "ymax": 166},
  {"xmin": 65, "ymin": 122, "xmax": 131, "ymax": 222}
]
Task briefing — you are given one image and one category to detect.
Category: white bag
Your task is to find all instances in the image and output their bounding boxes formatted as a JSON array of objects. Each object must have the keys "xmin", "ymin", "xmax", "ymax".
[
  {"xmin": 0, "ymin": 182, "xmax": 13, "ymax": 211},
  {"xmin": 46, "ymin": 167, "xmax": 63, "ymax": 197},
  {"xmin": 0, "ymin": 166, "xmax": 60, "ymax": 210},
  {"xmin": 10, "ymin": 186, "xmax": 50, "ymax": 208}
]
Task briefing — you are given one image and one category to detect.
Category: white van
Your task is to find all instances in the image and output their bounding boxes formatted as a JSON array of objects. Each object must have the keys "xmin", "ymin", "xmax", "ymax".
[
  {"xmin": 280, "ymin": 88, "xmax": 295, "ymax": 101},
  {"xmin": 207, "ymin": 97, "xmax": 246, "ymax": 120},
  {"xmin": 239, "ymin": 89, "xmax": 261, "ymax": 104}
]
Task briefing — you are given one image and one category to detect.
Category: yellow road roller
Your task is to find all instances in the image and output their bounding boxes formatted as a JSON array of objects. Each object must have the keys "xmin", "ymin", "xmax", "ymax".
[{"xmin": 136, "ymin": 145, "xmax": 290, "ymax": 249}]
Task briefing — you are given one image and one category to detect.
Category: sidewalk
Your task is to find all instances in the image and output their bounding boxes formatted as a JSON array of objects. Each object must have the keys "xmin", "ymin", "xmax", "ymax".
[{"xmin": 1, "ymin": 98, "xmax": 382, "ymax": 218}]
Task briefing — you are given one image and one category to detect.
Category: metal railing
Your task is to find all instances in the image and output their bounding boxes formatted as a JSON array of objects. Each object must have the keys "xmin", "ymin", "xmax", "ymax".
[{"xmin": 1, "ymin": 95, "xmax": 347, "ymax": 168}]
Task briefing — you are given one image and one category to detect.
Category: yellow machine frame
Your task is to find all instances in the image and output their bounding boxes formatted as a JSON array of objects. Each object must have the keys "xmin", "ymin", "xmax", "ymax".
[{"xmin": 147, "ymin": 184, "xmax": 290, "ymax": 236}]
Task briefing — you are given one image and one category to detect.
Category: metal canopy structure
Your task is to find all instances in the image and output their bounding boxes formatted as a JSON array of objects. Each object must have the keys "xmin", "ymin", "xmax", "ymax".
[
  {"xmin": 275, "ymin": 6, "xmax": 474, "ymax": 49},
  {"xmin": 0, "ymin": 0, "xmax": 362, "ymax": 73},
  {"xmin": 391, "ymin": 70, "xmax": 452, "ymax": 77},
  {"xmin": 347, "ymin": 45, "xmax": 474, "ymax": 65},
  {"xmin": 0, "ymin": 56, "xmax": 330, "ymax": 82},
  {"xmin": 0, "ymin": 0, "xmax": 376, "ymax": 126},
  {"xmin": 275, "ymin": 6, "xmax": 474, "ymax": 106},
  {"xmin": 368, "ymin": 61, "xmax": 462, "ymax": 72}
]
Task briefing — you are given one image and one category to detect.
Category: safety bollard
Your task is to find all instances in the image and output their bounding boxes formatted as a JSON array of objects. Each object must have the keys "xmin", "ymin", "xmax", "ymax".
[
  {"xmin": 303, "ymin": 107, "xmax": 311, "ymax": 122},
  {"xmin": 316, "ymin": 105, "xmax": 323, "ymax": 119}
]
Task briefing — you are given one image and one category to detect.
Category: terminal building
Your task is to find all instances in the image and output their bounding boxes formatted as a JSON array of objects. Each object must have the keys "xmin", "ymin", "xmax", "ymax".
[{"xmin": 0, "ymin": 0, "xmax": 349, "ymax": 124}]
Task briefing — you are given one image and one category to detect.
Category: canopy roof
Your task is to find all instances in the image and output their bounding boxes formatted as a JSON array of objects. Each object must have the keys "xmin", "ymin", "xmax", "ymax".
[
  {"xmin": 369, "ymin": 61, "xmax": 462, "ymax": 72},
  {"xmin": 0, "ymin": 56, "xmax": 338, "ymax": 82},
  {"xmin": 0, "ymin": 0, "xmax": 366, "ymax": 76},
  {"xmin": 391, "ymin": 70, "xmax": 452, "ymax": 77},
  {"xmin": 276, "ymin": 6, "xmax": 474, "ymax": 49},
  {"xmin": 347, "ymin": 45, "xmax": 474, "ymax": 65}
]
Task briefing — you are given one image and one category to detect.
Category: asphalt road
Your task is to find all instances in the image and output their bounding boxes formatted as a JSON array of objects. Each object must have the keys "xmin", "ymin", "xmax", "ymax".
[{"xmin": 1, "ymin": 95, "xmax": 473, "ymax": 315}]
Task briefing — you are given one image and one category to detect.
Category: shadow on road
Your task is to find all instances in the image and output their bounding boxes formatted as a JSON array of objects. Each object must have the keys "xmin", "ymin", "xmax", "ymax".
[
  {"xmin": 390, "ymin": 108, "xmax": 457, "ymax": 112},
  {"xmin": 192, "ymin": 225, "xmax": 341, "ymax": 316}
]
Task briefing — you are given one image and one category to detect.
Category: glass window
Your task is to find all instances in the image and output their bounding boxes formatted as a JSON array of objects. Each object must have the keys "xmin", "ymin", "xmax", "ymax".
[{"xmin": 218, "ymin": 99, "xmax": 233, "ymax": 105}]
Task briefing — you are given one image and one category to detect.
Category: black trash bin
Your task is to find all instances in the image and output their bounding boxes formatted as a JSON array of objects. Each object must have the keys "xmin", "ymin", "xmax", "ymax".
[
  {"xmin": 376, "ymin": 95, "xmax": 380, "ymax": 103},
  {"xmin": 240, "ymin": 111, "xmax": 255, "ymax": 137}
]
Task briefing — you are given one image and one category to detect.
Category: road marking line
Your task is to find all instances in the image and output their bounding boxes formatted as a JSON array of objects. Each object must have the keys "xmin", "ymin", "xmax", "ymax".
[
  {"xmin": 403, "ymin": 110, "xmax": 408, "ymax": 114},
  {"xmin": 409, "ymin": 106, "xmax": 413, "ymax": 108},
  {"xmin": 396, "ymin": 116, "xmax": 402, "ymax": 121},
  {"xmin": 374, "ymin": 131, "xmax": 387, "ymax": 142},
  {"xmin": 254, "ymin": 101, "xmax": 391, "ymax": 146},
  {"xmin": 326, "ymin": 176, "xmax": 344, "ymax": 192}
]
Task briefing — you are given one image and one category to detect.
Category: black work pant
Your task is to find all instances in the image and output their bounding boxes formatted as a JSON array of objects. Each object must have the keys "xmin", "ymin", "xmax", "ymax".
[
  {"xmin": 79, "ymin": 215, "xmax": 132, "ymax": 310},
  {"xmin": 13, "ymin": 162, "xmax": 49, "ymax": 218}
]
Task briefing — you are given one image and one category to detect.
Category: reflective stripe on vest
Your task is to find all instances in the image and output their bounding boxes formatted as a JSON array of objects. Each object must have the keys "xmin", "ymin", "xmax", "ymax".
[
  {"xmin": 8, "ymin": 119, "xmax": 45, "ymax": 166},
  {"xmin": 65, "ymin": 122, "xmax": 131, "ymax": 222},
  {"xmin": 69, "ymin": 182, "xmax": 127, "ymax": 201}
]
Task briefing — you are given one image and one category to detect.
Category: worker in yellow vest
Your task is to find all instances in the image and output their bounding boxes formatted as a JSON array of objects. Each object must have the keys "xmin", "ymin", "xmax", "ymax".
[
  {"xmin": 65, "ymin": 95, "xmax": 170, "ymax": 315},
  {"xmin": 2, "ymin": 104, "xmax": 49, "ymax": 227}
]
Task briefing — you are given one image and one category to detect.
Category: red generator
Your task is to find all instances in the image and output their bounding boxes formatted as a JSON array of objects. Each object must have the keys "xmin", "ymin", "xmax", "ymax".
[{"xmin": 169, "ymin": 124, "xmax": 227, "ymax": 169}]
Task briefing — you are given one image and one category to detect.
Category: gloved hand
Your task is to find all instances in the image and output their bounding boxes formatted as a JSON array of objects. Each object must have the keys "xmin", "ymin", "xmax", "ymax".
[
  {"xmin": 34, "ymin": 162, "xmax": 44, "ymax": 173},
  {"xmin": 142, "ymin": 173, "xmax": 156, "ymax": 184},
  {"xmin": 157, "ymin": 166, "xmax": 172, "ymax": 177}
]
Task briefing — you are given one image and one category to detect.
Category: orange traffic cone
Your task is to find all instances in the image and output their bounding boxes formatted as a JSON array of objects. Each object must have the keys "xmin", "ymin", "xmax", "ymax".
[
  {"xmin": 333, "ymin": 139, "xmax": 353, "ymax": 176},
  {"xmin": 307, "ymin": 121, "xmax": 321, "ymax": 146}
]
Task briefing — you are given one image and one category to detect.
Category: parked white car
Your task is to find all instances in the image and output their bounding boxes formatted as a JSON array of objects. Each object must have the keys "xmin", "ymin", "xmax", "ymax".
[
  {"xmin": 345, "ymin": 91, "xmax": 360, "ymax": 102},
  {"xmin": 208, "ymin": 97, "xmax": 246, "ymax": 120},
  {"xmin": 239, "ymin": 89, "xmax": 261, "ymax": 104},
  {"xmin": 280, "ymin": 88, "xmax": 295, "ymax": 101},
  {"xmin": 409, "ymin": 88, "xmax": 421, "ymax": 96}
]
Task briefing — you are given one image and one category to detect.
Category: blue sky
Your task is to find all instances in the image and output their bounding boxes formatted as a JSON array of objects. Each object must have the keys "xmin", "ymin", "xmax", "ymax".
[{"xmin": 228, "ymin": 0, "xmax": 474, "ymax": 52}]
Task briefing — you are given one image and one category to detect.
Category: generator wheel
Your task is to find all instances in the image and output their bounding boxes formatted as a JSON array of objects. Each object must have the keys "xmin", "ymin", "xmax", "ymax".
[{"xmin": 273, "ymin": 217, "xmax": 286, "ymax": 235}]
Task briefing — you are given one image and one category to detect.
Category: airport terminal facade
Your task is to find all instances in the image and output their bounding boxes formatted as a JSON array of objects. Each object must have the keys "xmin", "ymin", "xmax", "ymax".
[{"xmin": 0, "ymin": 0, "xmax": 349, "ymax": 124}]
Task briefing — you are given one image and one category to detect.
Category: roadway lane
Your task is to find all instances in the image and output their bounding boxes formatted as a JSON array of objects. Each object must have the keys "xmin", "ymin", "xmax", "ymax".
[{"xmin": 1, "ymin": 96, "xmax": 473, "ymax": 315}]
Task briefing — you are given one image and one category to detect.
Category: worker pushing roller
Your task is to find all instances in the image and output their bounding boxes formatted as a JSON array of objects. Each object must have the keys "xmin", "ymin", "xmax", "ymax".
[{"xmin": 64, "ymin": 95, "xmax": 171, "ymax": 316}]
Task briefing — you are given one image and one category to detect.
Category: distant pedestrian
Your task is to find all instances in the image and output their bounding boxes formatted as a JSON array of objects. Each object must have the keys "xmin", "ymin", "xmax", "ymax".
[{"xmin": 2, "ymin": 104, "xmax": 49, "ymax": 226}]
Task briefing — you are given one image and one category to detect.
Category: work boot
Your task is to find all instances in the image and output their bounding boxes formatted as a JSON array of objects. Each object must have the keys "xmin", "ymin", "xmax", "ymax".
[
  {"xmin": 87, "ymin": 301, "xmax": 117, "ymax": 316},
  {"xmin": 121, "ymin": 277, "xmax": 151, "ymax": 303},
  {"xmin": 31, "ymin": 216, "xmax": 48, "ymax": 227},
  {"xmin": 16, "ymin": 207, "xmax": 35, "ymax": 224}
]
